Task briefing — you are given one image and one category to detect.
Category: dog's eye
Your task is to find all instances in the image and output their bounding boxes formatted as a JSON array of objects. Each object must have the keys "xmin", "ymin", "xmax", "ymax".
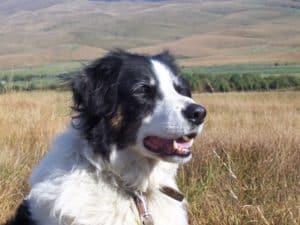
[
  {"xmin": 133, "ymin": 85, "xmax": 154, "ymax": 96},
  {"xmin": 175, "ymin": 85, "xmax": 191, "ymax": 97}
]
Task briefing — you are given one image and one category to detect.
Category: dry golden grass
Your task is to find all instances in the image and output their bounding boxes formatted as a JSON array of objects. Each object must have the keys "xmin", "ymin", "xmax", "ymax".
[
  {"xmin": 0, "ymin": 91, "xmax": 70, "ymax": 223},
  {"xmin": 0, "ymin": 91, "xmax": 299, "ymax": 224},
  {"xmin": 182, "ymin": 92, "xmax": 300, "ymax": 225}
]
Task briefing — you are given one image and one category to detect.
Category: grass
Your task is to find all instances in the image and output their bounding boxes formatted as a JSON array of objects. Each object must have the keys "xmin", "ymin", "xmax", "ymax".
[
  {"xmin": 181, "ymin": 92, "xmax": 300, "ymax": 224},
  {"xmin": 0, "ymin": 91, "xmax": 299, "ymax": 224},
  {"xmin": 3, "ymin": 62, "xmax": 300, "ymax": 80},
  {"xmin": 182, "ymin": 64, "xmax": 300, "ymax": 77},
  {"xmin": 1, "ymin": 63, "xmax": 300, "ymax": 92},
  {"xmin": 0, "ymin": 62, "xmax": 82, "ymax": 78},
  {"xmin": 0, "ymin": 62, "xmax": 83, "ymax": 92},
  {"xmin": 181, "ymin": 64, "xmax": 300, "ymax": 92},
  {"xmin": 0, "ymin": 91, "xmax": 70, "ymax": 223}
]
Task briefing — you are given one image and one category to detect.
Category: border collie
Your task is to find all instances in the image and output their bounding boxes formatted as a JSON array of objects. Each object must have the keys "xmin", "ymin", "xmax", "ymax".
[{"xmin": 5, "ymin": 50, "xmax": 206, "ymax": 225}]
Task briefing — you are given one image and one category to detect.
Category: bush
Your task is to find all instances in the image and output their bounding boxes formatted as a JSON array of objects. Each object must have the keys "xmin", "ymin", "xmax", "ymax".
[
  {"xmin": 1, "ymin": 67, "xmax": 300, "ymax": 93},
  {"xmin": 181, "ymin": 69, "xmax": 300, "ymax": 92}
]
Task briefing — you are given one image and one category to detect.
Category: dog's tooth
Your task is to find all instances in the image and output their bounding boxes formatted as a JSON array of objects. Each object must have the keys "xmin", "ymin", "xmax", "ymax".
[
  {"xmin": 177, "ymin": 147, "xmax": 182, "ymax": 153},
  {"xmin": 173, "ymin": 140, "xmax": 178, "ymax": 149},
  {"xmin": 190, "ymin": 139, "xmax": 194, "ymax": 146}
]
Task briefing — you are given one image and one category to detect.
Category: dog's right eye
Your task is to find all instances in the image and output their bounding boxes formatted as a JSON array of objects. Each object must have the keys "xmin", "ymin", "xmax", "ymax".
[
  {"xmin": 133, "ymin": 84, "xmax": 154, "ymax": 97},
  {"xmin": 140, "ymin": 85, "xmax": 152, "ymax": 95},
  {"xmin": 174, "ymin": 84, "xmax": 191, "ymax": 98}
]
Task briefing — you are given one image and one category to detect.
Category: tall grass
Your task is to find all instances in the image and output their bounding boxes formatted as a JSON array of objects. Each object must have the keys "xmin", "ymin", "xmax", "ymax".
[
  {"xmin": 0, "ymin": 91, "xmax": 299, "ymax": 225},
  {"xmin": 182, "ymin": 92, "xmax": 300, "ymax": 225},
  {"xmin": 0, "ymin": 92, "xmax": 70, "ymax": 223}
]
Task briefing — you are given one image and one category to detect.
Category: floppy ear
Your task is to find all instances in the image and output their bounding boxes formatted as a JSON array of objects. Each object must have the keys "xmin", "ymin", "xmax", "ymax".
[
  {"xmin": 71, "ymin": 53, "xmax": 123, "ymax": 158},
  {"xmin": 71, "ymin": 53, "xmax": 123, "ymax": 135},
  {"xmin": 73, "ymin": 54, "xmax": 122, "ymax": 114}
]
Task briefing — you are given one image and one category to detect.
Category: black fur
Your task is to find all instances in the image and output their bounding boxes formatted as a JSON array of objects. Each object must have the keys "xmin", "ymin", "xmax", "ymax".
[
  {"xmin": 71, "ymin": 50, "xmax": 190, "ymax": 158},
  {"xmin": 4, "ymin": 200, "xmax": 36, "ymax": 225}
]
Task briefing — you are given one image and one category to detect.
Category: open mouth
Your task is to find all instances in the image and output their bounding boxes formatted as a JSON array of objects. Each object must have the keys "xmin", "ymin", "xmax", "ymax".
[{"xmin": 143, "ymin": 134, "xmax": 196, "ymax": 157}]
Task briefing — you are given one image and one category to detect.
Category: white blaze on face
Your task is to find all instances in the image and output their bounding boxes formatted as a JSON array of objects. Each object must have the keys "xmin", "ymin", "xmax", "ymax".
[
  {"xmin": 135, "ymin": 59, "xmax": 204, "ymax": 162},
  {"xmin": 139, "ymin": 60, "xmax": 199, "ymax": 138},
  {"xmin": 151, "ymin": 60, "xmax": 179, "ymax": 98}
]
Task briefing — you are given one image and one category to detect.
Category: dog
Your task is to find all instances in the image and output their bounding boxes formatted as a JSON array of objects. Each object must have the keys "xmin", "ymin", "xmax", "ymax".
[{"xmin": 5, "ymin": 50, "xmax": 206, "ymax": 225}]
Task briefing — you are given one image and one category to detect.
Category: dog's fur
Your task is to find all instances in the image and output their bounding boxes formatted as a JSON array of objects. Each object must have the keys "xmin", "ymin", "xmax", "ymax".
[{"xmin": 5, "ymin": 50, "xmax": 206, "ymax": 225}]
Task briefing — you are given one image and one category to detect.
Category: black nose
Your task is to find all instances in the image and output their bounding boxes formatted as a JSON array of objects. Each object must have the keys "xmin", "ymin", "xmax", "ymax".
[{"xmin": 183, "ymin": 104, "xmax": 206, "ymax": 125}]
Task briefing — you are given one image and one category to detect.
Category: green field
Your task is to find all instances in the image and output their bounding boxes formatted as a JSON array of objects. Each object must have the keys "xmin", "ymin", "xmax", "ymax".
[
  {"xmin": 1, "ymin": 62, "xmax": 299, "ymax": 93},
  {"xmin": 182, "ymin": 63, "xmax": 300, "ymax": 92},
  {"xmin": 0, "ymin": 62, "xmax": 83, "ymax": 91},
  {"xmin": 182, "ymin": 63, "xmax": 300, "ymax": 77},
  {"xmin": 0, "ymin": 62, "xmax": 82, "ymax": 78}
]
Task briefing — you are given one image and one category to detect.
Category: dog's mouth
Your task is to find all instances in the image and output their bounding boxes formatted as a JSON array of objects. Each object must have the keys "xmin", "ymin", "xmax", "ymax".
[{"xmin": 143, "ymin": 134, "xmax": 196, "ymax": 157}]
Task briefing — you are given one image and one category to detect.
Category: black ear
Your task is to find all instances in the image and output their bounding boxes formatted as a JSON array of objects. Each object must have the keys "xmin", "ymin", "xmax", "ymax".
[
  {"xmin": 153, "ymin": 50, "xmax": 174, "ymax": 62},
  {"xmin": 85, "ymin": 54, "xmax": 122, "ymax": 116},
  {"xmin": 153, "ymin": 50, "xmax": 179, "ymax": 74},
  {"xmin": 72, "ymin": 53, "xmax": 123, "ymax": 132}
]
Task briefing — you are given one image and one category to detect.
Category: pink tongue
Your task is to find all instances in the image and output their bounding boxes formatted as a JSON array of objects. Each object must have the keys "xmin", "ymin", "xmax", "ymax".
[
  {"xmin": 144, "ymin": 136, "xmax": 193, "ymax": 155},
  {"xmin": 144, "ymin": 137, "xmax": 172, "ymax": 150},
  {"xmin": 176, "ymin": 140, "xmax": 193, "ymax": 149}
]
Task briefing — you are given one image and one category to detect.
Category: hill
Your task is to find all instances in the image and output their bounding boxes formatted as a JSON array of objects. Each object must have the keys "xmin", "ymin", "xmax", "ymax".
[{"xmin": 0, "ymin": 0, "xmax": 300, "ymax": 69}]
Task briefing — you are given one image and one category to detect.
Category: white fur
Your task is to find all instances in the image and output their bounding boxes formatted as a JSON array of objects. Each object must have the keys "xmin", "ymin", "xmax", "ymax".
[
  {"xmin": 136, "ymin": 60, "xmax": 203, "ymax": 163},
  {"xmin": 27, "ymin": 127, "xmax": 188, "ymax": 225}
]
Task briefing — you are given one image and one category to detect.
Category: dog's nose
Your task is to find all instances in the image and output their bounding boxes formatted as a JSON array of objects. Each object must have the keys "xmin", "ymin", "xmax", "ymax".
[{"xmin": 183, "ymin": 104, "xmax": 206, "ymax": 125}]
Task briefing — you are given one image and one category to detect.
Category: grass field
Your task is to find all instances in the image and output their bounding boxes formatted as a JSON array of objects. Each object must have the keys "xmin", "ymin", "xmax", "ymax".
[
  {"xmin": 0, "ymin": 62, "xmax": 82, "ymax": 78},
  {"xmin": 182, "ymin": 64, "xmax": 300, "ymax": 77},
  {"xmin": 0, "ymin": 91, "xmax": 299, "ymax": 224},
  {"xmin": 1, "ymin": 62, "xmax": 300, "ymax": 92}
]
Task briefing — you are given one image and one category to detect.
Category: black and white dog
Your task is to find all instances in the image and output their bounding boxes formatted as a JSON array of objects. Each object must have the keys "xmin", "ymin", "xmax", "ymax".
[{"xmin": 5, "ymin": 50, "xmax": 206, "ymax": 225}]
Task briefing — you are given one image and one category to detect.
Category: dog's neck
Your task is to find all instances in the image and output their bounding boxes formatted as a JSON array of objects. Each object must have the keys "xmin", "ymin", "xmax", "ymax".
[{"xmin": 82, "ymin": 144, "xmax": 179, "ymax": 193}]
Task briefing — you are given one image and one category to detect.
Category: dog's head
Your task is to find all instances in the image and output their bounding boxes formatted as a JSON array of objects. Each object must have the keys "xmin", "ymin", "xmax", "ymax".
[{"xmin": 72, "ymin": 50, "xmax": 206, "ymax": 164}]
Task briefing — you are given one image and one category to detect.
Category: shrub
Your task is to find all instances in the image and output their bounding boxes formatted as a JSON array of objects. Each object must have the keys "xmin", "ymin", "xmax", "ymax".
[
  {"xmin": 1, "ymin": 67, "xmax": 300, "ymax": 93},
  {"xmin": 181, "ymin": 69, "xmax": 300, "ymax": 92}
]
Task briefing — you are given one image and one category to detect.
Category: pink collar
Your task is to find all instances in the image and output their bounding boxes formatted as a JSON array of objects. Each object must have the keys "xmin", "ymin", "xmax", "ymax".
[{"xmin": 133, "ymin": 187, "xmax": 184, "ymax": 225}]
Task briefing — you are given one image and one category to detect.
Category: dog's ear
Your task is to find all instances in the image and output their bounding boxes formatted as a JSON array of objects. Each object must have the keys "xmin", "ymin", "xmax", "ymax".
[
  {"xmin": 72, "ymin": 53, "xmax": 123, "ymax": 137},
  {"xmin": 72, "ymin": 54, "xmax": 123, "ymax": 118},
  {"xmin": 72, "ymin": 53, "xmax": 123, "ymax": 157}
]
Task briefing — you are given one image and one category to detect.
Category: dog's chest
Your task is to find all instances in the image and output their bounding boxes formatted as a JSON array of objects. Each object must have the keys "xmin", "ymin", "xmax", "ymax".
[{"xmin": 29, "ymin": 172, "xmax": 188, "ymax": 225}]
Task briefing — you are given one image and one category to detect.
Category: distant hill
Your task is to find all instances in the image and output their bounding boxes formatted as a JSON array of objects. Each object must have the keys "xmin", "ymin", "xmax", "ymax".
[
  {"xmin": 0, "ymin": 0, "xmax": 63, "ymax": 14},
  {"xmin": 89, "ymin": 0, "xmax": 164, "ymax": 1},
  {"xmin": 0, "ymin": 0, "xmax": 300, "ymax": 69}
]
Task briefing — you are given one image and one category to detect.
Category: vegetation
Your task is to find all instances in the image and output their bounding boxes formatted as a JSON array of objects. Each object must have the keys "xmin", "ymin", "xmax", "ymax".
[
  {"xmin": 1, "ymin": 63, "xmax": 299, "ymax": 93},
  {"xmin": 0, "ymin": 62, "xmax": 82, "ymax": 92},
  {"xmin": 181, "ymin": 91, "xmax": 300, "ymax": 225},
  {"xmin": 182, "ymin": 64, "xmax": 300, "ymax": 92},
  {"xmin": 0, "ymin": 91, "xmax": 299, "ymax": 225},
  {"xmin": 182, "ymin": 73, "xmax": 300, "ymax": 92}
]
